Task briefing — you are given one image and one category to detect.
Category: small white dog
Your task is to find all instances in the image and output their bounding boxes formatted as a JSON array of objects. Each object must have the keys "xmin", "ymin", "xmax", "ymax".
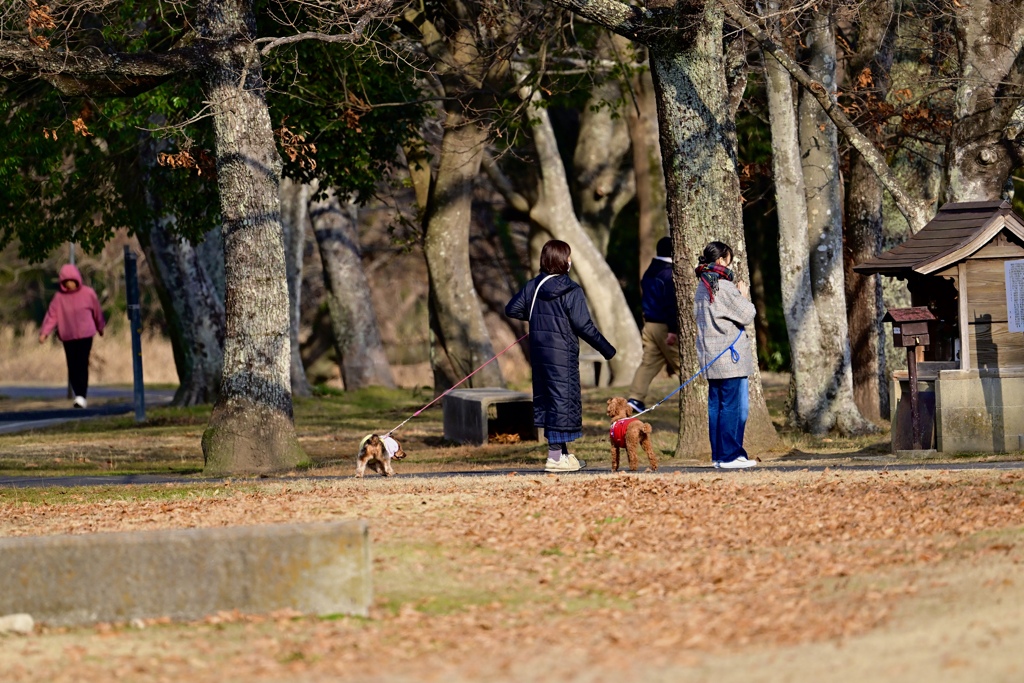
[{"xmin": 356, "ymin": 434, "xmax": 406, "ymax": 477}]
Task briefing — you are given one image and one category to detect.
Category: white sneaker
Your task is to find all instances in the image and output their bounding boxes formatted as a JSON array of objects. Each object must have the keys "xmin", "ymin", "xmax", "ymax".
[
  {"xmin": 73, "ymin": 396, "xmax": 87, "ymax": 409},
  {"xmin": 717, "ymin": 456, "xmax": 756, "ymax": 469},
  {"xmin": 544, "ymin": 453, "xmax": 586, "ymax": 473}
]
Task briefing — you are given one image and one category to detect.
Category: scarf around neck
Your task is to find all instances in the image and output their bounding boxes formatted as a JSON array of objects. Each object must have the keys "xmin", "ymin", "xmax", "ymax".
[{"xmin": 695, "ymin": 263, "xmax": 734, "ymax": 303}]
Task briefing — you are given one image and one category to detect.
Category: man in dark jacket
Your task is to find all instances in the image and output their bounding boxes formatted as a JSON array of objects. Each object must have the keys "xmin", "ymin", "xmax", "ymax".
[{"xmin": 627, "ymin": 236, "xmax": 680, "ymax": 413}]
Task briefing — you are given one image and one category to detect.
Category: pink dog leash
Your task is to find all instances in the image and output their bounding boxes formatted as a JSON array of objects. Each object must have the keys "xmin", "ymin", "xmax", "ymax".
[
  {"xmin": 384, "ymin": 333, "xmax": 528, "ymax": 438},
  {"xmin": 383, "ymin": 275, "xmax": 557, "ymax": 439}
]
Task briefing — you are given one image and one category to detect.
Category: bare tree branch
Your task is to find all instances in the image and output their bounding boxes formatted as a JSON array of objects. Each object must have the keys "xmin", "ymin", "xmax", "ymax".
[
  {"xmin": 719, "ymin": 0, "xmax": 932, "ymax": 231},
  {"xmin": 541, "ymin": 0, "xmax": 656, "ymax": 44},
  {"xmin": 482, "ymin": 150, "xmax": 531, "ymax": 214},
  {"xmin": 0, "ymin": 42, "xmax": 212, "ymax": 95},
  {"xmin": 256, "ymin": 0, "xmax": 391, "ymax": 55}
]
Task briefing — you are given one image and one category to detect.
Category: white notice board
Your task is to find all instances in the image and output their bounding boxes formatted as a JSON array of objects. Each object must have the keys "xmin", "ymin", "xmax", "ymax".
[{"xmin": 1007, "ymin": 259, "xmax": 1024, "ymax": 332}]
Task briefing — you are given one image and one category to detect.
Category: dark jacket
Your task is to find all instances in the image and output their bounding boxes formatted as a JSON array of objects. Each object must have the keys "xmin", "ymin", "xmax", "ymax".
[
  {"xmin": 640, "ymin": 258, "xmax": 678, "ymax": 333},
  {"xmin": 506, "ymin": 273, "xmax": 616, "ymax": 432}
]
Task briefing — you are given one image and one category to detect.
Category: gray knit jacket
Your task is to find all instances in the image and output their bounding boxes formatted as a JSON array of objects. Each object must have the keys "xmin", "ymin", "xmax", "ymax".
[{"xmin": 694, "ymin": 279, "xmax": 756, "ymax": 380}]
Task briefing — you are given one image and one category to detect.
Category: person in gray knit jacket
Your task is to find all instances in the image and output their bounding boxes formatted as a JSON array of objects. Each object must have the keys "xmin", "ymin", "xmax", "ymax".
[{"xmin": 694, "ymin": 241, "xmax": 757, "ymax": 469}]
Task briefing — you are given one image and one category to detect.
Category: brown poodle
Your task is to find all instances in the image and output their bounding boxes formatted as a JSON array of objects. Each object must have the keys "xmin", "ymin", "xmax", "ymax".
[
  {"xmin": 606, "ymin": 397, "xmax": 658, "ymax": 472},
  {"xmin": 356, "ymin": 434, "xmax": 406, "ymax": 477}
]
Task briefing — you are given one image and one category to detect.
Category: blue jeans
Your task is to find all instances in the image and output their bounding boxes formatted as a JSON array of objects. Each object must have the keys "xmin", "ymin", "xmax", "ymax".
[{"xmin": 708, "ymin": 377, "xmax": 748, "ymax": 463}]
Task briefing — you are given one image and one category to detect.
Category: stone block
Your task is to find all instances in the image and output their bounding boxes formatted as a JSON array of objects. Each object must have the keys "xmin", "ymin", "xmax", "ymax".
[
  {"xmin": 0, "ymin": 520, "xmax": 370, "ymax": 626},
  {"xmin": 0, "ymin": 614, "xmax": 33, "ymax": 635},
  {"xmin": 936, "ymin": 370, "xmax": 1024, "ymax": 453},
  {"xmin": 443, "ymin": 388, "xmax": 537, "ymax": 446}
]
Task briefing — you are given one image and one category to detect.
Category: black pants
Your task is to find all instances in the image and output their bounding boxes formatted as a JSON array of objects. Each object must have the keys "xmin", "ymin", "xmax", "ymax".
[{"xmin": 62, "ymin": 337, "xmax": 93, "ymax": 399}]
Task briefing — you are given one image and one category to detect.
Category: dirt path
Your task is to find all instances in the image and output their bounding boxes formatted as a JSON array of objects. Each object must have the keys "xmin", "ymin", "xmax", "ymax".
[{"xmin": 1, "ymin": 469, "xmax": 1022, "ymax": 682}]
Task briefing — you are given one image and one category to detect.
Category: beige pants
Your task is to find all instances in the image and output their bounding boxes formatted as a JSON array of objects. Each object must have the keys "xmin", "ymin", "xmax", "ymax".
[{"xmin": 628, "ymin": 321, "xmax": 681, "ymax": 404}]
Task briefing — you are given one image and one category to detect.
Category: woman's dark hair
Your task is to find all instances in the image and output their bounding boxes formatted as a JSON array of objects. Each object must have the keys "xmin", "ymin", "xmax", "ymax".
[
  {"xmin": 540, "ymin": 240, "xmax": 572, "ymax": 275},
  {"xmin": 656, "ymin": 236, "xmax": 673, "ymax": 258},
  {"xmin": 698, "ymin": 241, "xmax": 733, "ymax": 266}
]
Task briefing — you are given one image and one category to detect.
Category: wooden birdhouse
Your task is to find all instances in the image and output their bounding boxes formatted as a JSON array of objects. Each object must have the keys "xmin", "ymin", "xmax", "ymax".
[
  {"xmin": 882, "ymin": 307, "xmax": 937, "ymax": 348},
  {"xmin": 854, "ymin": 200, "xmax": 1024, "ymax": 454}
]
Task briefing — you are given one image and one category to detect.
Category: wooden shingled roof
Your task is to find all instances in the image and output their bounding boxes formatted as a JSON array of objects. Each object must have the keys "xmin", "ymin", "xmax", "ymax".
[{"xmin": 853, "ymin": 200, "xmax": 1024, "ymax": 276}]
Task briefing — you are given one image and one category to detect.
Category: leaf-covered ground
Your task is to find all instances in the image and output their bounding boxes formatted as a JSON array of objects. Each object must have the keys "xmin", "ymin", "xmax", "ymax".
[{"xmin": 2, "ymin": 469, "xmax": 1023, "ymax": 682}]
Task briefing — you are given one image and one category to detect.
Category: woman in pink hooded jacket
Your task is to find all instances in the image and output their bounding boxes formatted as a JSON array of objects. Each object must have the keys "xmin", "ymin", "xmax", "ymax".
[{"xmin": 38, "ymin": 264, "xmax": 106, "ymax": 408}]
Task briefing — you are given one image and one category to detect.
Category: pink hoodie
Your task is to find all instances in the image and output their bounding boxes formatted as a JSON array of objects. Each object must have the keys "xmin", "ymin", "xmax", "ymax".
[{"xmin": 40, "ymin": 264, "xmax": 106, "ymax": 342}]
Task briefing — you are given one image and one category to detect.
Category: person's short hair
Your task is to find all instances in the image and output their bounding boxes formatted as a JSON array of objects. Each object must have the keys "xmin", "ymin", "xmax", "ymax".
[
  {"xmin": 699, "ymin": 241, "xmax": 733, "ymax": 266},
  {"xmin": 656, "ymin": 236, "xmax": 672, "ymax": 258},
  {"xmin": 540, "ymin": 240, "xmax": 571, "ymax": 275}
]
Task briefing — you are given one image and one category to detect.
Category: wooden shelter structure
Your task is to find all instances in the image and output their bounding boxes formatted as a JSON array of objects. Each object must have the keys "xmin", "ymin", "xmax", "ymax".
[{"xmin": 855, "ymin": 200, "xmax": 1024, "ymax": 453}]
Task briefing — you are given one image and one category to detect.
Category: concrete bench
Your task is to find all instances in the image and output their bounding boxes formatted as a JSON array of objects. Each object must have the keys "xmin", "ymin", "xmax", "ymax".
[
  {"xmin": 0, "ymin": 520, "xmax": 371, "ymax": 626},
  {"xmin": 580, "ymin": 346, "xmax": 610, "ymax": 388},
  {"xmin": 443, "ymin": 388, "xmax": 537, "ymax": 446}
]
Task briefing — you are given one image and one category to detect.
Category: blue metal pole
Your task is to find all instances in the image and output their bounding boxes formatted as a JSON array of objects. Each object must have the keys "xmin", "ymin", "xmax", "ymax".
[{"xmin": 124, "ymin": 246, "xmax": 146, "ymax": 422}]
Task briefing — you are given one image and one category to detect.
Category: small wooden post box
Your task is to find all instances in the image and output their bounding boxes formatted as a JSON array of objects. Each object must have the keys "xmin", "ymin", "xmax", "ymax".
[
  {"xmin": 883, "ymin": 307, "xmax": 938, "ymax": 450},
  {"xmin": 882, "ymin": 307, "xmax": 936, "ymax": 347}
]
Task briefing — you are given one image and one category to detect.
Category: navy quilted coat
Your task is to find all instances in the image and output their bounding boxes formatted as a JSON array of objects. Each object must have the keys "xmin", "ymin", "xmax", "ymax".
[{"xmin": 506, "ymin": 273, "xmax": 616, "ymax": 432}]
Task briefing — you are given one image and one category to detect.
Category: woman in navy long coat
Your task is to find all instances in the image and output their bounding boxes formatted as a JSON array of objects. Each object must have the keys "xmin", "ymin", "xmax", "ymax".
[{"xmin": 506, "ymin": 240, "xmax": 616, "ymax": 472}]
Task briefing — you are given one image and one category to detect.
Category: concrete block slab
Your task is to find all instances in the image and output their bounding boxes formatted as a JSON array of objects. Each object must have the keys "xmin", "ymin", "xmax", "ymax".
[
  {"xmin": 0, "ymin": 520, "xmax": 371, "ymax": 626},
  {"xmin": 443, "ymin": 388, "xmax": 537, "ymax": 446}
]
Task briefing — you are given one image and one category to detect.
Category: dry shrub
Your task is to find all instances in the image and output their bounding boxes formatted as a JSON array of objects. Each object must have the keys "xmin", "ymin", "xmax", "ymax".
[{"xmin": 0, "ymin": 324, "xmax": 178, "ymax": 385}]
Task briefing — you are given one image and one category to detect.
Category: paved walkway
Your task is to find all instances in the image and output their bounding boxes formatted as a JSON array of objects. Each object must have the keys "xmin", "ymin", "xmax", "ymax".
[
  {"xmin": 1, "ymin": 460, "xmax": 1022, "ymax": 489},
  {"xmin": 0, "ymin": 386, "xmax": 175, "ymax": 435}
]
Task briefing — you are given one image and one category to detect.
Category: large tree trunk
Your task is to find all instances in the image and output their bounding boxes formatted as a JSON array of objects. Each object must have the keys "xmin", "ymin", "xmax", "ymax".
[
  {"xmin": 137, "ymin": 129, "xmax": 225, "ymax": 407},
  {"xmin": 798, "ymin": 10, "xmax": 875, "ymax": 435},
  {"xmin": 280, "ymin": 177, "xmax": 313, "ymax": 398},
  {"xmin": 516, "ymin": 70, "xmax": 643, "ymax": 385},
  {"xmin": 423, "ymin": 109, "xmax": 505, "ymax": 391},
  {"xmin": 845, "ymin": 152, "xmax": 886, "ymax": 421},
  {"xmin": 945, "ymin": 0, "xmax": 1024, "ymax": 202},
  {"xmin": 138, "ymin": 222, "xmax": 226, "ymax": 406},
  {"xmin": 310, "ymin": 186, "xmax": 396, "ymax": 390},
  {"xmin": 200, "ymin": 0, "xmax": 305, "ymax": 474},
  {"xmin": 627, "ymin": 55, "xmax": 670, "ymax": 273},
  {"xmin": 842, "ymin": 1, "xmax": 896, "ymax": 423},
  {"xmin": 573, "ymin": 32, "xmax": 636, "ymax": 255},
  {"xmin": 648, "ymin": 1, "xmax": 779, "ymax": 457},
  {"xmin": 762, "ymin": 36, "xmax": 827, "ymax": 434}
]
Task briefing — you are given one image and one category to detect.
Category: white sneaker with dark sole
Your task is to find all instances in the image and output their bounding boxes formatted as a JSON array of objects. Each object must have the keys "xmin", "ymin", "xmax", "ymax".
[
  {"xmin": 716, "ymin": 456, "xmax": 756, "ymax": 469},
  {"xmin": 544, "ymin": 454, "xmax": 586, "ymax": 473}
]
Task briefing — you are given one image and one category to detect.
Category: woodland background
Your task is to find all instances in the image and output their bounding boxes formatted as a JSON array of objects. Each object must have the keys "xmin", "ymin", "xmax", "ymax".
[{"xmin": 3, "ymin": 0, "xmax": 1024, "ymax": 471}]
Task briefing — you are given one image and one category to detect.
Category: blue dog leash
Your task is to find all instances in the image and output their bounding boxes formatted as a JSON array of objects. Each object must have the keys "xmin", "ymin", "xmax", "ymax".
[{"xmin": 628, "ymin": 328, "xmax": 745, "ymax": 421}]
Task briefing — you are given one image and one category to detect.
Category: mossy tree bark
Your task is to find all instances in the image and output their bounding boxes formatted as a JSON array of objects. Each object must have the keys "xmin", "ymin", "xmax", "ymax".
[
  {"xmin": 309, "ymin": 186, "xmax": 396, "ymax": 390},
  {"xmin": 797, "ymin": 9, "xmax": 875, "ymax": 435},
  {"xmin": 280, "ymin": 178, "xmax": 313, "ymax": 398},
  {"xmin": 137, "ymin": 132, "xmax": 225, "ymax": 407},
  {"xmin": 843, "ymin": 0, "xmax": 896, "ymax": 422},
  {"xmin": 199, "ymin": 0, "xmax": 306, "ymax": 474},
  {"xmin": 573, "ymin": 32, "xmax": 637, "ymax": 256},
  {"xmin": 542, "ymin": 0, "xmax": 779, "ymax": 455},
  {"xmin": 423, "ymin": 110, "xmax": 505, "ymax": 391},
  {"xmin": 138, "ymin": 223, "xmax": 226, "ymax": 407},
  {"xmin": 945, "ymin": 0, "xmax": 1024, "ymax": 202},
  {"xmin": 651, "ymin": 42, "xmax": 777, "ymax": 455},
  {"xmin": 627, "ymin": 53, "xmax": 670, "ymax": 274},
  {"xmin": 761, "ymin": 16, "xmax": 827, "ymax": 434}
]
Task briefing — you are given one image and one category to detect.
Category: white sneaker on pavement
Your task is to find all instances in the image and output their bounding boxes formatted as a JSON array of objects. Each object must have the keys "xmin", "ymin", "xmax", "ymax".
[
  {"xmin": 544, "ymin": 453, "xmax": 586, "ymax": 473},
  {"xmin": 717, "ymin": 456, "xmax": 756, "ymax": 469},
  {"xmin": 73, "ymin": 396, "xmax": 87, "ymax": 409}
]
